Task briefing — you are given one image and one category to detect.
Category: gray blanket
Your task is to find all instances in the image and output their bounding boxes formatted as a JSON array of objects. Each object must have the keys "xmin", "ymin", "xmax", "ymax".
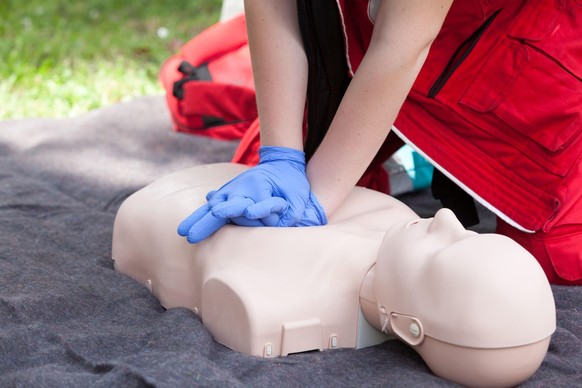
[{"xmin": 1, "ymin": 96, "xmax": 580, "ymax": 387}]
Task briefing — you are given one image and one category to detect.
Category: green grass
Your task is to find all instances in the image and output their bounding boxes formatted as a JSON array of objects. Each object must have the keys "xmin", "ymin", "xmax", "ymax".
[{"xmin": 0, "ymin": 0, "xmax": 223, "ymax": 119}]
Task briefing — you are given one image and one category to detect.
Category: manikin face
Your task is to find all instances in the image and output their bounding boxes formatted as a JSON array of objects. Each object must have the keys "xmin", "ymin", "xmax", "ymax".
[
  {"xmin": 375, "ymin": 208, "xmax": 478, "ymax": 319},
  {"xmin": 394, "ymin": 207, "xmax": 476, "ymax": 250},
  {"xmin": 376, "ymin": 208, "xmax": 477, "ymax": 289}
]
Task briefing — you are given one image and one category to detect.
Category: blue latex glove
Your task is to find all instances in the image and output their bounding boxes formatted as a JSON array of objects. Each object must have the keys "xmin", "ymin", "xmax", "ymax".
[
  {"xmin": 297, "ymin": 192, "xmax": 328, "ymax": 226},
  {"xmin": 178, "ymin": 146, "xmax": 324, "ymax": 243}
]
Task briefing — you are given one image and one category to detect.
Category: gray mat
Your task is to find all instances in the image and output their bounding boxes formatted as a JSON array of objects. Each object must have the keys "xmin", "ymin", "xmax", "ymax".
[{"xmin": 1, "ymin": 96, "xmax": 580, "ymax": 387}]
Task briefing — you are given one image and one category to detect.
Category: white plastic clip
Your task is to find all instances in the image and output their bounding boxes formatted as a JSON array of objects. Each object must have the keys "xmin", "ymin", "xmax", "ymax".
[
  {"xmin": 330, "ymin": 335, "xmax": 339, "ymax": 348},
  {"xmin": 264, "ymin": 343, "xmax": 273, "ymax": 357}
]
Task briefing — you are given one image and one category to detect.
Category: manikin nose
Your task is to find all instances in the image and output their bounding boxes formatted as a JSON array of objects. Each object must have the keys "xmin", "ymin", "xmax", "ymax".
[{"xmin": 427, "ymin": 208, "xmax": 467, "ymax": 241}]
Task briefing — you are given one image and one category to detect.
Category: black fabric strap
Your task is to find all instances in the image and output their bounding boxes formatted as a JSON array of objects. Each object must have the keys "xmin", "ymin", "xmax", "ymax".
[
  {"xmin": 297, "ymin": 0, "xmax": 351, "ymax": 161},
  {"xmin": 432, "ymin": 169, "xmax": 480, "ymax": 227}
]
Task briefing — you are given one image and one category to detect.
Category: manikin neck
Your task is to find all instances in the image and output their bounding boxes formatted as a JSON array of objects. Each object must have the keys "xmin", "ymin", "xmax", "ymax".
[{"xmin": 359, "ymin": 266, "xmax": 383, "ymax": 332}]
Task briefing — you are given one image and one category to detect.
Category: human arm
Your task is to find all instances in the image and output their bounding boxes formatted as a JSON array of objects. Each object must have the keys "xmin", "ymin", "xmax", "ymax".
[
  {"xmin": 244, "ymin": 0, "xmax": 307, "ymax": 149},
  {"xmin": 177, "ymin": 1, "xmax": 318, "ymax": 243},
  {"xmin": 307, "ymin": 0, "xmax": 453, "ymax": 216},
  {"xmin": 177, "ymin": 1, "xmax": 452, "ymax": 242}
]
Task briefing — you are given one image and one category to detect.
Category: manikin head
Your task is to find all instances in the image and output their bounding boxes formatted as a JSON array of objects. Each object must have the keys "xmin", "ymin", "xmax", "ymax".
[{"xmin": 372, "ymin": 208, "xmax": 556, "ymax": 387}]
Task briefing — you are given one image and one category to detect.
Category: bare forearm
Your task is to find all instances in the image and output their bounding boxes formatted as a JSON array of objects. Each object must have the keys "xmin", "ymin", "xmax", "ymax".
[
  {"xmin": 307, "ymin": 44, "xmax": 429, "ymax": 214},
  {"xmin": 307, "ymin": 0, "xmax": 452, "ymax": 215},
  {"xmin": 244, "ymin": 0, "xmax": 307, "ymax": 150}
]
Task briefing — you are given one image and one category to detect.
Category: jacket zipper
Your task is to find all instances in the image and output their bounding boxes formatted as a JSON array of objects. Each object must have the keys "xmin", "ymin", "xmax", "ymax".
[{"xmin": 428, "ymin": 9, "xmax": 502, "ymax": 98}]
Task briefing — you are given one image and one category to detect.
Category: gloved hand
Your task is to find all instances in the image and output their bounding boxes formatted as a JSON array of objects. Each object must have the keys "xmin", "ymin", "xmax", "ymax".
[
  {"xmin": 177, "ymin": 146, "xmax": 320, "ymax": 243},
  {"xmin": 297, "ymin": 192, "xmax": 328, "ymax": 226}
]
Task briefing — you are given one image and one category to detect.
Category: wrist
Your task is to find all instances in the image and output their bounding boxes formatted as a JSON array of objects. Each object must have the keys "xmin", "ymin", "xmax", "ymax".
[{"xmin": 259, "ymin": 145, "xmax": 305, "ymax": 165}]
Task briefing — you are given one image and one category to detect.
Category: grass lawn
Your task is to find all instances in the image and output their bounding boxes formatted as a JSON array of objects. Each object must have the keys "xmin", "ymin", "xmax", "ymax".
[{"xmin": 0, "ymin": 0, "xmax": 223, "ymax": 119}]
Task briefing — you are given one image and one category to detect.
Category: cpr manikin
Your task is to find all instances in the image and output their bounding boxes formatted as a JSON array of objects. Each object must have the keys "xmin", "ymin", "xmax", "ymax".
[{"xmin": 112, "ymin": 163, "xmax": 556, "ymax": 387}]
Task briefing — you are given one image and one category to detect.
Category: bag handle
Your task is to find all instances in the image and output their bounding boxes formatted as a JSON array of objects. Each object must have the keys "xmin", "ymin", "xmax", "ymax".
[{"xmin": 173, "ymin": 61, "xmax": 212, "ymax": 99}]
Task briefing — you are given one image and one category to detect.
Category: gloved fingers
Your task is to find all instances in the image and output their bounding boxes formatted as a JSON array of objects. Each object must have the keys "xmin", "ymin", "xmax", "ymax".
[
  {"xmin": 205, "ymin": 190, "xmax": 218, "ymax": 201},
  {"xmin": 229, "ymin": 216, "xmax": 265, "ymax": 227},
  {"xmin": 211, "ymin": 196, "xmax": 255, "ymax": 218},
  {"xmin": 259, "ymin": 213, "xmax": 282, "ymax": 227},
  {"xmin": 177, "ymin": 203, "xmax": 212, "ymax": 236},
  {"xmin": 207, "ymin": 191, "xmax": 231, "ymax": 208},
  {"xmin": 185, "ymin": 212, "xmax": 228, "ymax": 244},
  {"xmin": 206, "ymin": 168, "xmax": 265, "ymax": 207},
  {"xmin": 244, "ymin": 197, "xmax": 289, "ymax": 219},
  {"xmin": 276, "ymin": 201, "xmax": 306, "ymax": 227}
]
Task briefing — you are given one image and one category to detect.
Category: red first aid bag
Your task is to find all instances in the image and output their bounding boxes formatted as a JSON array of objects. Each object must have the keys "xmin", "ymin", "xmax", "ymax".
[{"xmin": 159, "ymin": 14, "xmax": 257, "ymax": 141}]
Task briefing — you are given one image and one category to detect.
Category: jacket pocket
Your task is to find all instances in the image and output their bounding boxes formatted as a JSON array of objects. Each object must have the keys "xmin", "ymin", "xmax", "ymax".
[
  {"xmin": 508, "ymin": 0, "xmax": 581, "ymax": 80},
  {"xmin": 459, "ymin": 1, "xmax": 582, "ymax": 177}
]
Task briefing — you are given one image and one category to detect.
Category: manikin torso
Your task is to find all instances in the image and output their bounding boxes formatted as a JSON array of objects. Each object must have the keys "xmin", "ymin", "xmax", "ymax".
[{"xmin": 112, "ymin": 163, "xmax": 556, "ymax": 387}]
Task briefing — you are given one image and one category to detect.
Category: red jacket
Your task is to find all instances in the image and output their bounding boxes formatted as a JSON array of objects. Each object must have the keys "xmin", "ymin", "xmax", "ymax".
[{"xmin": 337, "ymin": 0, "xmax": 582, "ymax": 281}]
